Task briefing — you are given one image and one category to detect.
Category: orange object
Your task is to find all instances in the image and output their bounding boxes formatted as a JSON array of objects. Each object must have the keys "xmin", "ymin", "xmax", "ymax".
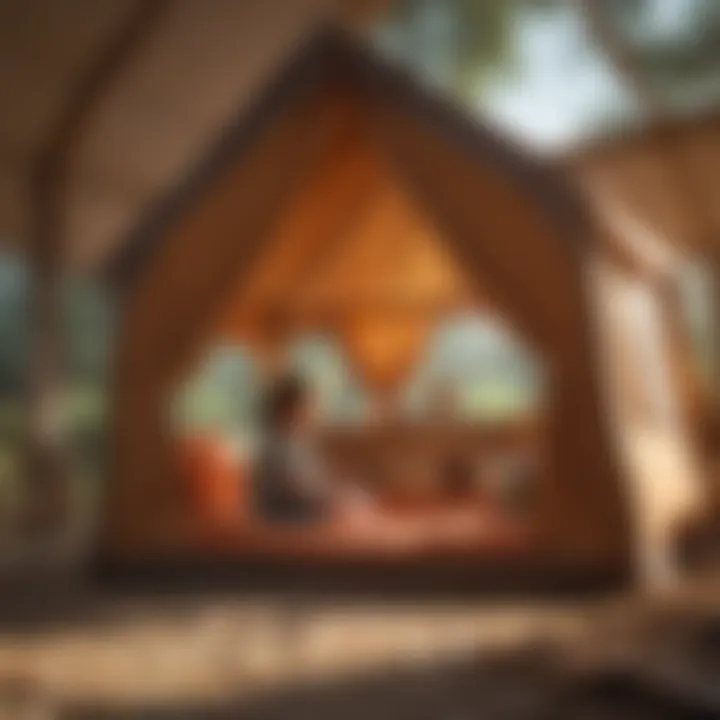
[{"xmin": 179, "ymin": 436, "xmax": 244, "ymax": 526}]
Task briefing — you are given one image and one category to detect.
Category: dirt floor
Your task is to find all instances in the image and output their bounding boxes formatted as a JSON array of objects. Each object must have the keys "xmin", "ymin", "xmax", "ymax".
[{"xmin": 0, "ymin": 577, "xmax": 718, "ymax": 719}]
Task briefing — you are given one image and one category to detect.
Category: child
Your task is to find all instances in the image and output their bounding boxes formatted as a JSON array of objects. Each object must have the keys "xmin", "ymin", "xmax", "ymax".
[{"xmin": 252, "ymin": 374, "xmax": 372, "ymax": 525}]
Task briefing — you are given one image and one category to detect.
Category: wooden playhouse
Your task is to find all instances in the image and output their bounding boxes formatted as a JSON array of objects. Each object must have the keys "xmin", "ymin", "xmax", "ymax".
[{"xmin": 103, "ymin": 30, "xmax": 706, "ymax": 589}]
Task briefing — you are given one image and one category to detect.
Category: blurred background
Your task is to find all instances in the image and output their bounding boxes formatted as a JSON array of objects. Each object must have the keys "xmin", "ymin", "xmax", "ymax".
[{"xmin": 0, "ymin": 1, "xmax": 719, "ymax": 717}]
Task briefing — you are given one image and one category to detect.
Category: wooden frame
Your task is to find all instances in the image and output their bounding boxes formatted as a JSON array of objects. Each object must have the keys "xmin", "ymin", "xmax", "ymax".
[{"xmin": 100, "ymin": 29, "xmax": 633, "ymax": 589}]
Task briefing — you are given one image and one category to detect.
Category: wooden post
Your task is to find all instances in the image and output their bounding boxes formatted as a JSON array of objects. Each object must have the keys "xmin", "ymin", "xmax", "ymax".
[
  {"xmin": 711, "ymin": 249, "xmax": 720, "ymax": 460},
  {"xmin": 712, "ymin": 251, "xmax": 720, "ymax": 396},
  {"xmin": 23, "ymin": 0, "xmax": 168, "ymax": 541},
  {"xmin": 583, "ymin": 0, "xmax": 720, "ymax": 525},
  {"xmin": 660, "ymin": 275, "xmax": 704, "ymax": 433},
  {"xmin": 24, "ymin": 167, "xmax": 69, "ymax": 536}
]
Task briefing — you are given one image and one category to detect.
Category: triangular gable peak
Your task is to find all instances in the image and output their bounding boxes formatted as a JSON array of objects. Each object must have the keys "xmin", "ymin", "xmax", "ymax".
[{"xmin": 220, "ymin": 180, "xmax": 475, "ymax": 333}]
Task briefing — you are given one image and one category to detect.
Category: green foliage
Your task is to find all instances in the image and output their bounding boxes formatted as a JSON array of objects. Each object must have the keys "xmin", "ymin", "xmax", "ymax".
[
  {"xmin": 378, "ymin": 0, "xmax": 720, "ymax": 115},
  {"xmin": 403, "ymin": 315, "xmax": 543, "ymax": 422},
  {"xmin": 173, "ymin": 346, "xmax": 262, "ymax": 436},
  {"xmin": 599, "ymin": 0, "xmax": 720, "ymax": 109},
  {"xmin": 62, "ymin": 278, "xmax": 114, "ymax": 385},
  {"xmin": 289, "ymin": 335, "xmax": 369, "ymax": 424},
  {"xmin": 378, "ymin": 0, "xmax": 526, "ymax": 97},
  {"xmin": 174, "ymin": 325, "xmax": 543, "ymax": 430},
  {"xmin": 0, "ymin": 257, "xmax": 28, "ymax": 397},
  {"xmin": 0, "ymin": 258, "xmax": 113, "ymax": 401},
  {"xmin": 0, "ymin": 256, "xmax": 114, "ymax": 498}
]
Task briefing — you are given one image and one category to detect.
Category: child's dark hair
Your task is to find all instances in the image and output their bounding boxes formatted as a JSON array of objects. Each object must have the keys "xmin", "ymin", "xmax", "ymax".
[{"xmin": 262, "ymin": 373, "xmax": 308, "ymax": 429}]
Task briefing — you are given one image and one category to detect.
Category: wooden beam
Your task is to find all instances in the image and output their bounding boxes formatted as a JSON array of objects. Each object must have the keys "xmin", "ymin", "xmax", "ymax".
[
  {"xmin": 225, "ymin": 296, "xmax": 480, "ymax": 340},
  {"xmin": 25, "ymin": 0, "xmax": 168, "ymax": 536},
  {"xmin": 340, "ymin": 0, "xmax": 395, "ymax": 31}
]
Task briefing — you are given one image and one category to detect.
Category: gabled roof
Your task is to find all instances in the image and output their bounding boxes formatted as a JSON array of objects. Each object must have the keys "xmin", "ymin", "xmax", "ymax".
[
  {"xmin": 116, "ymin": 26, "xmax": 603, "ymax": 400},
  {"xmin": 109, "ymin": 28, "xmax": 591, "ymax": 288},
  {"xmin": 111, "ymin": 23, "xmax": 633, "ymax": 563}
]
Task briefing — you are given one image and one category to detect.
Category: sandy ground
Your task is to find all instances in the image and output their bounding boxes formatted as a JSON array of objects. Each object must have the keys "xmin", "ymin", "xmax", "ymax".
[{"xmin": 0, "ymin": 577, "xmax": 718, "ymax": 718}]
